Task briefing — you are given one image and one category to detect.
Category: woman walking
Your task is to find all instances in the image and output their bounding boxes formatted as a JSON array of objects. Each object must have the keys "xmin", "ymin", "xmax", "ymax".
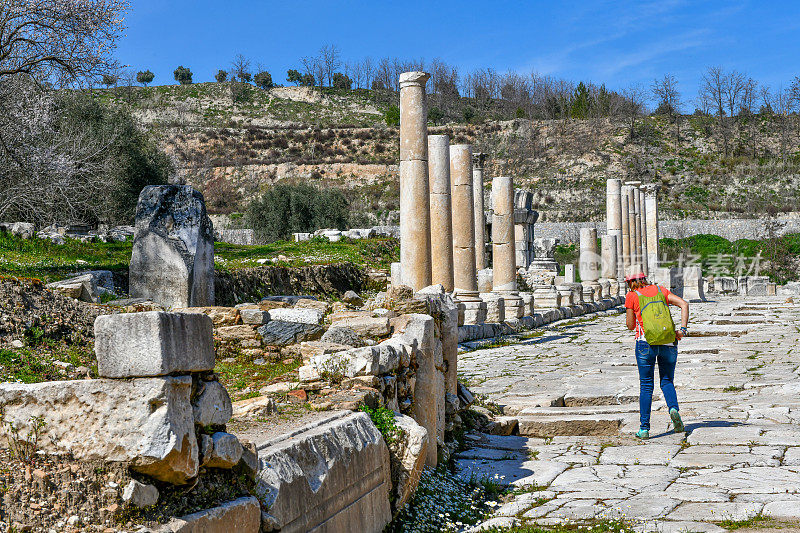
[{"xmin": 624, "ymin": 272, "xmax": 690, "ymax": 439}]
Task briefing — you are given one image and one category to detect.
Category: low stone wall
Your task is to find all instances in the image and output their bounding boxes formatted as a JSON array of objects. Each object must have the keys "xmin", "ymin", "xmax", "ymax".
[
  {"xmin": 215, "ymin": 228, "xmax": 255, "ymax": 246},
  {"xmin": 214, "ymin": 263, "xmax": 366, "ymax": 306},
  {"xmin": 534, "ymin": 216, "xmax": 800, "ymax": 244}
]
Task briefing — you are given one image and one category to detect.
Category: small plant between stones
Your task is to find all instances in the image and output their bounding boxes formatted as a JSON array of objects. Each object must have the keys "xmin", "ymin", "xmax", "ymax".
[
  {"xmin": 0, "ymin": 409, "xmax": 46, "ymax": 464},
  {"xmin": 360, "ymin": 405, "xmax": 401, "ymax": 445}
]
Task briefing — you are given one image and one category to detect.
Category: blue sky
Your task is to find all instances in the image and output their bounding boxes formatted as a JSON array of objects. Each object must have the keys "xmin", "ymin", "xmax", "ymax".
[{"xmin": 116, "ymin": 0, "xmax": 800, "ymax": 108}]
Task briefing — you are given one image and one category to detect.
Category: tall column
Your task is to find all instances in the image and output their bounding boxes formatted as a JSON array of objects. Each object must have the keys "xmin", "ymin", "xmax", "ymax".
[
  {"xmin": 620, "ymin": 185, "xmax": 631, "ymax": 272},
  {"xmin": 639, "ymin": 187, "xmax": 648, "ymax": 276},
  {"xmin": 428, "ymin": 135, "xmax": 454, "ymax": 291},
  {"xmin": 626, "ymin": 185, "xmax": 639, "ymax": 273},
  {"xmin": 606, "ymin": 178, "xmax": 624, "ymax": 279},
  {"xmin": 399, "ymin": 71, "xmax": 432, "ymax": 291},
  {"xmin": 644, "ymin": 185, "xmax": 660, "ymax": 273},
  {"xmin": 451, "ymin": 144, "xmax": 486, "ymax": 324},
  {"xmin": 472, "ymin": 152, "xmax": 487, "ymax": 272},
  {"xmin": 491, "ymin": 176, "xmax": 524, "ymax": 319},
  {"xmin": 601, "ymin": 234, "xmax": 618, "ymax": 285}
]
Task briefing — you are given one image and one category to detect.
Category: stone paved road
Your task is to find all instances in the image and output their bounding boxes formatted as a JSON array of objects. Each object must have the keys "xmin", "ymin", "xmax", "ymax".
[{"xmin": 457, "ymin": 296, "xmax": 800, "ymax": 531}]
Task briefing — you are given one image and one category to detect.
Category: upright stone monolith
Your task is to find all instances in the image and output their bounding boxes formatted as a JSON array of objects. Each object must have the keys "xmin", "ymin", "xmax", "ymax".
[
  {"xmin": 472, "ymin": 152, "xmax": 487, "ymax": 271},
  {"xmin": 130, "ymin": 185, "xmax": 215, "ymax": 309},
  {"xmin": 491, "ymin": 176, "xmax": 524, "ymax": 319},
  {"xmin": 428, "ymin": 135, "xmax": 454, "ymax": 292},
  {"xmin": 606, "ymin": 178, "xmax": 624, "ymax": 279},
  {"xmin": 601, "ymin": 234, "xmax": 619, "ymax": 297},
  {"xmin": 626, "ymin": 185, "xmax": 638, "ymax": 274},
  {"xmin": 644, "ymin": 185, "xmax": 660, "ymax": 274},
  {"xmin": 399, "ymin": 71, "xmax": 432, "ymax": 291},
  {"xmin": 451, "ymin": 144, "xmax": 486, "ymax": 324}
]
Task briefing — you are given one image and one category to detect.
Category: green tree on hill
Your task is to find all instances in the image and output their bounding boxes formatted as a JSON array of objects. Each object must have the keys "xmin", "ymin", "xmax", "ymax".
[
  {"xmin": 254, "ymin": 71, "xmax": 274, "ymax": 90},
  {"xmin": 287, "ymin": 69, "xmax": 302, "ymax": 85},
  {"xmin": 173, "ymin": 66, "xmax": 193, "ymax": 85},
  {"xmin": 136, "ymin": 70, "xmax": 155, "ymax": 87},
  {"xmin": 332, "ymin": 72, "xmax": 352, "ymax": 90},
  {"xmin": 215, "ymin": 69, "xmax": 228, "ymax": 82},
  {"xmin": 101, "ymin": 73, "xmax": 118, "ymax": 88}
]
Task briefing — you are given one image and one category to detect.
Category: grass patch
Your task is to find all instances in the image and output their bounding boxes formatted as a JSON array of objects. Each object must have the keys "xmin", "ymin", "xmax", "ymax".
[
  {"xmin": 214, "ymin": 352, "xmax": 301, "ymax": 402},
  {"xmin": 0, "ymin": 342, "xmax": 96, "ymax": 383},
  {"xmin": 723, "ymin": 385, "xmax": 746, "ymax": 393},
  {"xmin": 716, "ymin": 515, "xmax": 772, "ymax": 530},
  {"xmin": 0, "ymin": 232, "xmax": 399, "ymax": 282},
  {"xmin": 482, "ymin": 519, "xmax": 636, "ymax": 533}
]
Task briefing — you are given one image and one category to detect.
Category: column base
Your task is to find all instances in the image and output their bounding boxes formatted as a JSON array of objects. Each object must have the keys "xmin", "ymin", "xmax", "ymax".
[
  {"xmin": 461, "ymin": 300, "xmax": 488, "ymax": 325},
  {"xmin": 555, "ymin": 285, "xmax": 574, "ymax": 306},
  {"xmin": 479, "ymin": 293, "xmax": 505, "ymax": 323},
  {"xmin": 496, "ymin": 292, "xmax": 524, "ymax": 319}
]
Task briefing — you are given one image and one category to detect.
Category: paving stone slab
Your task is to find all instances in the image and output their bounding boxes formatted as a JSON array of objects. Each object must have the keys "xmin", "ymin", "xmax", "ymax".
[
  {"xmin": 686, "ymin": 426, "xmax": 762, "ymax": 445},
  {"xmin": 666, "ymin": 502, "xmax": 763, "ymax": 522},
  {"xmin": 455, "ymin": 459, "xmax": 569, "ymax": 487},
  {"xmin": 599, "ymin": 444, "xmax": 681, "ymax": 466}
]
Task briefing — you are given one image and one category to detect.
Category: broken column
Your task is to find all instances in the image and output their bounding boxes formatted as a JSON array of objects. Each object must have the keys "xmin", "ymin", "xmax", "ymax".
[
  {"xmin": 491, "ymin": 176, "xmax": 524, "ymax": 319},
  {"xmin": 399, "ymin": 71, "xmax": 432, "ymax": 291},
  {"xmin": 601, "ymin": 234, "xmax": 619, "ymax": 297},
  {"xmin": 683, "ymin": 266, "xmax": 707, "ymax": 302},
  {"xmin": 472, "ymin": 152, "xmax": 487, "ymax": 271},
  {"xmin": 130, "ymin": 185, "xmax": 215, "ymax": 309},
  {"xmin": 428, "ymin": 135, "xmax": 454, "ymax": 292},
  {"xmin": 450, "ymin": 144, "xmax": 486, "ymax": 324},
  {"xmin": 644, "ymin": 185, "xmax": 660, "ymax": 273},
  {"xmin": 514, "ymin": 190, "xmax": 538, "ymax": 269},
  {"xmin": 579, "ymin": 227, "xmax": 602, "ymax": 301},
  {"xmin": 606, "ymin": 178, "xmax": 624, "ymax": 280}
]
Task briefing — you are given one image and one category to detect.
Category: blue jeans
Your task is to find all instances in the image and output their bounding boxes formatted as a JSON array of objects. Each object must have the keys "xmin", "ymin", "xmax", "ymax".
[{"xmin": 635, "ymin": 339, "xmax": 679, "ymax": 431}]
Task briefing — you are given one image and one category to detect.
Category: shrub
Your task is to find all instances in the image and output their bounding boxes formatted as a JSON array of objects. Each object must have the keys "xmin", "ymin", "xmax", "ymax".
[
  {"xmin": 101, "ymin": 73, "xmax": 118, "ymax": 88},
  {"xmin": 332, "ymin": 72, "xmax": 352, "ymax": 90},
  {"xmin": 287, "ymin": 69, "xmax": 302, "ymax": 85},
  {"xmin": 254, "ymin": 71, "xmax": 274, "ymax": 90},
  {"xmin": 173, "ymin": 66, "xmax": 193, "ymax": 85},
  {"xmin": 245, "ymin": 183, "xmax": 349, "ymax": 242},
  {"xmin": 385, "ymin": 105, "xmax": 400, "ymax": 126},
  {"xmin": 136, "ymin": 70, "xmax": 155, "ymax": 86},
  {"xmin": 301, "ymin": 73, "xmax": 315, "ymax": 87},
  {"xmin": 215, "ymin": 69, "xmax": 228, "ymax": 82},
  {"xmin": 360, "ymin": 405, "xmax": 401, "ymax": 445}
]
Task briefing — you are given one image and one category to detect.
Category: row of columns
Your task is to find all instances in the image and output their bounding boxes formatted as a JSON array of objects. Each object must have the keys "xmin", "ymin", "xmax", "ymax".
[{"xmin": 604, "ymin": 178, "xmax": 660, "ymax": 279}]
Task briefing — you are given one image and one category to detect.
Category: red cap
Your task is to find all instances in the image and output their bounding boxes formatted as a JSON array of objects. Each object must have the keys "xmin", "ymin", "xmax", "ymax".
[{"xmin": 625, "ymin": 272, "xmax": 646, "ymax": 282}]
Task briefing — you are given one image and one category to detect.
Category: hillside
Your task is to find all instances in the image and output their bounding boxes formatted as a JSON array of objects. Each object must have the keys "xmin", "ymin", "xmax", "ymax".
[{"xmin": 99, "ymin": 83, "xmax": 800, "ymax": 224}]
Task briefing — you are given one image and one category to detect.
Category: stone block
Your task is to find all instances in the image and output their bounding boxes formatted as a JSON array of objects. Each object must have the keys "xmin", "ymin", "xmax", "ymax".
[
  {"xmin": 477, "ymin": 268, "xmax": 493, "ymax": 293},
  {"xmin": 715, "ymin": 276, "xmax": 738, "ymax": 293},
  {"xmin": 746, "ymin": 276, "xmax": 770, "ymax": 296},
  {"xmin": 193, "ymin": 380, "xmax": 233, "ymax": 427},
  {"xmin": 154, "ymin": 496, "xmax": 261, "ymax": 532},
  {"xmin": 329, "ymin": 313, "xmax": 390, "ymax": 338},
  {"xmin": 683, "ymin": 266, "xmax": 706, "ymax": 302},
  {"xmin": 174, "ymin": 306, "xmax": 240, "ymax": 327},
  {"xmin": 390, "ymin": 413, "xmax": 430, "ymax": 511},
  {"xmin": 309, "ymin": 342, "xmax": 404, "ymax": 378},
  {"xmin": 238, "ymin": 308, "xmax": 269, "ymax": 325},
  {"xmin": 94, "ymin": 312, "xmax": 214, "ymax": 378},
  {"xmin": 320, "ymin": 325, "xmax": 366, "ymax": 347},
  {"xmin": 130, "ymin": 185, "xmax": 214, "ymax": 309},
  {"xmin": 257, "ymin": 321, "xmax": 323, "ymax": 346},
  {"xmin": 480, "ymin": 292, "xmax": 505, "ymax": 323},
  {"xmin": 266, "ymin": 308, "xmax": 323, "ymax": 325},
  {"xmin": 122, "ymin": 479, "xmax": 160, "ymax": 508},
  {"xmin": 201, "ymin": 432, "xmax": 243, "ymax": 469},
  {"xmin": 252, "ymin": 411, "xmax": 391, "ymax": 533},
  {"xmin": 0, "ymin": 377, "xmax": 198, "ymax": 484}
]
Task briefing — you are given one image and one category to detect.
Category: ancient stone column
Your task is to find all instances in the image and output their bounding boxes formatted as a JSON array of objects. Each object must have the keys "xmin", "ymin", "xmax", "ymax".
[
  {"xmin": 601, "ymin": 233, "xmax": 619, "ymax": 297},
  {"xmin": 428, "ymin": 135, "xmax": 454, "ymax": 291},
  {"xmin": 644, "ymin": 185, "xmax": 660, "ymax": 274},
  {"xmin": 606, "ymin": 178, "xmax": 624, "ymax": 279},
  {"xmin": 639, "ymin": 187, "xmax": 648, "ymax": 276},
  {"xmin": 450, "ymin": 144, "xmax": 486, "ymax": 324},
  {"xmin": 626, "ymin": 185, "xmax": 639, "ymax": 274},
  {"xmin": 399, "ymin": 71, "xmax": 432, "ymax": 291},
  {"xmin": 491, "ymin": 176, "xmax": 524, "ymax": 319},
  {"xmin": 620, "ymin": 185, "xmax": 631, "ymax": 271},
  {"xmin": 472, "ymin": 152, "xmax": 487, "ymax": 271}
]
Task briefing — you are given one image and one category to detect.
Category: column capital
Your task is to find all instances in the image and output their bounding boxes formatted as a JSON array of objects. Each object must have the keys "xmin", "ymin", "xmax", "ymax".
[
  {"xmin": 399, "ymin": 71, "xmax": 430, "ymax": 89},
  {"xmin": 472, "ymin": 152, "xmax": 487, "ymax": 169},
  {"xmin": 642, "ymin": 183, "xmax": 660, "ymax": 195},
  {"xmin": 624, "ymin": 180, "xmax": 643, "ymax": 188}
]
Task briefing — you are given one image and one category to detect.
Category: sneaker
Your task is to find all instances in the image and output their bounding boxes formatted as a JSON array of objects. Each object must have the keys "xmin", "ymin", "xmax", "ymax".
[
  {"xmin": 670, "ymin": 408, "xmax": 685, "ymax": 433},
  {"xmin": 635, "ymin": 429, "xmax": 649, "ymax": 440}
]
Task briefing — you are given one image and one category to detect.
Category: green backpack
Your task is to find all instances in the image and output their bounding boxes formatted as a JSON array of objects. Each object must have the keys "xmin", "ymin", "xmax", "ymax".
[{"xmin": 636, "ymin": 286, "xmax": 676, "ymax": 345}]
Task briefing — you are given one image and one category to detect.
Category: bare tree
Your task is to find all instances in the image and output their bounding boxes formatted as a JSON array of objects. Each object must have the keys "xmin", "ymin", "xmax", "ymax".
[
  {"xmin": 651, "ymin": 74, "xmax": 681, "ymax": 149},
  {"xmin": 740, "ymin": 77, "xmax": 759, "ymax": 157},
  {"xmin": 319, "ymin": 44, "xmax": 341, "ymax": 87},
  {"xmin": 621, "ymin": 83, "xmax": 647, "ymax": 140},
  {"xmin": 231, "ymin": 54, "xmax": 251, "ymax": 82},
  {"xmin": 0, "ymin": 0, "xmax": 128, "ymax": 86},
  {"xmin": 699, "ymin": 66, "xmax": 731, "ymax": 155}
]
